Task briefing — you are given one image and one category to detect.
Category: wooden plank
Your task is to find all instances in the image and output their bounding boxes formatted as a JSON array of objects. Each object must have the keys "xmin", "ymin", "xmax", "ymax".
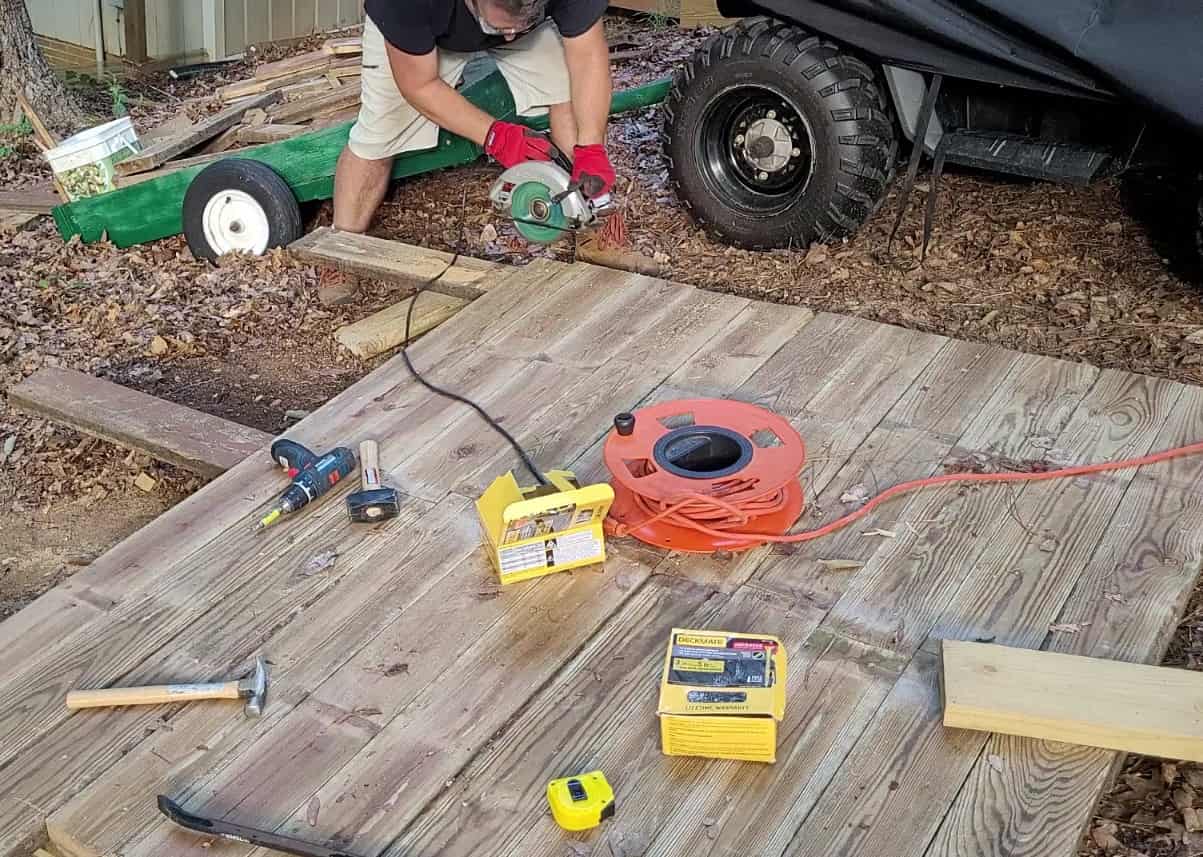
[
  {"xmin": 288, "ymin": 227, "xmax": 501, "ymax": 300},
  {"xmin": 7, "ymin": 367, "xmax": 272, "ymax": 478},
  {"xmin": 334, "ymin": 292, "xmax": 470, "ymax": 359},
  {"xmin": 197, "ymin": 125, "xmax": 242, "ymax": 155},
  {"xmin": 941, "ymin": 640, "xmax": 1203, "ymax": 761},
  {"xmin": 0, "ymin": 210, "xmax": 38, "ymax": 231},
  {"xmin": 219, "ymin": 67, "xmax": 334, "ymax": 102},
  {"xmin": 116, "ymin": 91, "xmax": 281, "ymax": 176},
  {"xmin": 322, "ymin": 36, "xmax": 362, "ymax": 55},
  {"xmin": 236, "ymin": 123, "xmax": 309, "ymax": 144},
  {"xmin": 0, "ymin": 188, "xmax": 61, "ymax": 214},
  {"xmin": 124, "ymin": 0, "xmax": 148, "ymax": 63},
  {"xmin": 254, "ymin": 48, "xmax": 330, "ymax": 81},
  {"xmin": 265, "ymin": 81, "xmax": 361, "ymax": 124}
]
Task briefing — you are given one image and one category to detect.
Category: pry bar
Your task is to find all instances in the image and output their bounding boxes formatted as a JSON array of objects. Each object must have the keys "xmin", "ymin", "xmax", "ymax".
[{"xmin": 157, "ymin": 795, "xmax": 367, "ymax": 857}]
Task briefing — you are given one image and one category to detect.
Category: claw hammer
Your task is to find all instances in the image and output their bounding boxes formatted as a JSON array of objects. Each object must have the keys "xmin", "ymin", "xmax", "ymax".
[{"xmin": 66, "ymin": 656, "xmax": 269, "ymax": 717}]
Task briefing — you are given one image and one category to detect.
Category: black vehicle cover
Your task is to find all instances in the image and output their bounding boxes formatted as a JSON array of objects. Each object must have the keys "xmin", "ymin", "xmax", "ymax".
[{"xmin": 770, "ymin": 0, "xmax": 1203, "ymax": 134}]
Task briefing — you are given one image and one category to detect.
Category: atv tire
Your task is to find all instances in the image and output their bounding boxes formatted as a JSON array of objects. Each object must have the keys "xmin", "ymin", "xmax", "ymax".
[{"xmin": 665, "ymin": 17, "xmax": 897, "ymax": 249}]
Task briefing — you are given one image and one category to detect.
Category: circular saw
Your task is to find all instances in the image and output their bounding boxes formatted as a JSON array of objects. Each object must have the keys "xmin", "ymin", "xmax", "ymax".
[{"xmin": 489, "ymin": 159, "xmax": 613, "ymax": 245}]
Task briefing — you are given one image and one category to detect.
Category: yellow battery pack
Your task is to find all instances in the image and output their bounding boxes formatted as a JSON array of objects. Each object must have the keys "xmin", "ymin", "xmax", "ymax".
[
  {"xmin": 475, "ymin": 470, "xmax": 614, "ymax": 584},
  {"xmin": 546, "ymin": 771, "xmax": 615, "ymax": 831},
  {"xmin": 658, "ymin": 628, "xmax": 788, "ymax": 763}
]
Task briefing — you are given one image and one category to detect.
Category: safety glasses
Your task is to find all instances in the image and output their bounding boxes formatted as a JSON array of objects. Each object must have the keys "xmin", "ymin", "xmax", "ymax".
[{"xmin": 465, "ymin": 0, "xmax": 544, "ymax": 38}]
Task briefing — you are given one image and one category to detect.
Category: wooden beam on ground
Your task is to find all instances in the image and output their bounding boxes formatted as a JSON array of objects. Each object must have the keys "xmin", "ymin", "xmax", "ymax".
[
  {"xmin": 7, "ymin": 367, "xmax": 272, "ymax": 479},
  {"xmin": 0, "ymin": 188, "xmax": 60, "ymax": 214},
  {"xmin": 940, "ymin": 640, "xmax": 1203, "ymax": 763},
  {"xmin": 116, "ymin": 91, "xmax": 281, "ymax": 176},
  {"xmin": 123, "ymin": 0, "xmax": 148, "ymax": 64},
  {"xmin": 288, "ymin": 228, "xmax": 501, "ymax": 301},
  {"xmin": 335, "ymin": 292, "xmax": 470, "ymax": 359}
]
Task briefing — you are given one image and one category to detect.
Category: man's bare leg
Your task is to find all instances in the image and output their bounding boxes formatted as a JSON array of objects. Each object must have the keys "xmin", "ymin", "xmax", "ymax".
[
  {"xmin": 333, "ymin": 146, "xmax": 393, "ymax": 233},
  {"xmin": 320, "ymin": 147, "xmax": 393, "ymax": 304},
  {"xmin": 547, "ymin": 102, "xmax": 578, "ymax": 156}
]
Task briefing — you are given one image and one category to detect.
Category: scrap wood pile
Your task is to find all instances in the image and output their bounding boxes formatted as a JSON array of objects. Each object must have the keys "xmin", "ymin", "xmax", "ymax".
[{"xmin": 115, "ymin": 36, "xmax": 366, "ymax": 187}]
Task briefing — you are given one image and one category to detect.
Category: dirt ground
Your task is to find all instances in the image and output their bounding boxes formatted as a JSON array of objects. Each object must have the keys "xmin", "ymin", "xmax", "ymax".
[{"xmin": 4, "ymin": 13, "xmax": 1203, "ymax": 857}]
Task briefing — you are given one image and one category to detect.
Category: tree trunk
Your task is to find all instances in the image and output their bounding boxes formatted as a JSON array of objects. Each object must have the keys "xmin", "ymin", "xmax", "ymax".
[{"xmin": 0, "ymin": 0, "xmax": 86, "ymax": 133}]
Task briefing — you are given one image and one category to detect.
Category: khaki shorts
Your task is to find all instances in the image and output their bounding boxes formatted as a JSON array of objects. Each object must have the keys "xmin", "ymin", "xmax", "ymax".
[{"xmin": 348, "ymin": 18, "xmax": 572, "ymax": 161}]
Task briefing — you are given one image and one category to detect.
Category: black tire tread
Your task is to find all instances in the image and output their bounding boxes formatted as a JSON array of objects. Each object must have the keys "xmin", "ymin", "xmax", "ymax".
[
  {"xmin": 182, "ymin": 159, "xmax": 303, "ymax": 264},
  {"xmin": 664, "ymin": 16, "xmax": 897, "ymax": 249}
]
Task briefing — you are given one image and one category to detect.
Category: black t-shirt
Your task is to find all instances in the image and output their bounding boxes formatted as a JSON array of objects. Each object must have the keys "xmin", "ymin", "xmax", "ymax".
[{"xmin": 365, "ymin": 0, "xmax": 607, "ymax": 55}]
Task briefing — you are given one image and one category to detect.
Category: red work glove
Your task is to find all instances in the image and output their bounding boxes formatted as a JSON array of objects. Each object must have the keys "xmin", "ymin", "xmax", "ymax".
[
  {"xmin": 571, "ymin": 144, "xmax": 616, "ymax": 199},
  {"xmin": 484, "ymin": 120, "xmax": 553, "ymax": 168}
]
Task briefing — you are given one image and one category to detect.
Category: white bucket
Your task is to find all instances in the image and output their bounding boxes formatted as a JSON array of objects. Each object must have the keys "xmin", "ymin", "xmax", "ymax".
[{"xmin": 44, "ymin": 117, "xmax": 141, "ymax": 201}]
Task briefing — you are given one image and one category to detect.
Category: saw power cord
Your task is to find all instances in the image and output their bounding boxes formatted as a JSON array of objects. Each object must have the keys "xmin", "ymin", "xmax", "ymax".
[
  {"xmin": 397, "ymin": 190, "xmax": 550, "ymax": 486},
  {"xmin": 607, "ymin": 439, "xmax": 1203, "ymax": 547}
]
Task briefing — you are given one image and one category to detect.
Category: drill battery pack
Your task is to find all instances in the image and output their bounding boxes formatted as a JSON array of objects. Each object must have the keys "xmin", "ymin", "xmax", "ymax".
[
  {"xmin": 657, "ymin": 628, "xmax": 788, "ymax": 763},
  {"xmin": 475, "ymin": 470, "xmax": 614, "ymax": 584}
]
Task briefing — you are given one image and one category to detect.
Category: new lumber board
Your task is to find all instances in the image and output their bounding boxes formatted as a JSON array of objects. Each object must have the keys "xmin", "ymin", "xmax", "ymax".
[
  {"xmin": 7, "ymin": 367, "xmax": 271, "ymax": 478},
  {"xmin": 288, "ymin": 227, "xmax": 501, "ymax": 300},
  {"xmin": 115, "ymin": 91, "xmax": 281, "ymax": 176},
  {"xmin": 941, "ymin": 640, "xmax": 1203, "ymax": 762},
  {"xmin": 334, "ymin": 291, "xmax": 470, "ymax": 358}
]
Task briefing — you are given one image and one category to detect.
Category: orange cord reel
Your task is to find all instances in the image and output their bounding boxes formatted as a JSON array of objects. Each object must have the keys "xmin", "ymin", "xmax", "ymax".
[{"xmin": 603, "ymin": 399, "xmax": 806, "ymax": 553}]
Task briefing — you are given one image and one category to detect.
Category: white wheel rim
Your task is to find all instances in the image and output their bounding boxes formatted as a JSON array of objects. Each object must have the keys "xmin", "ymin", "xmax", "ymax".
[{"xmin": 201, "ymin": 189, "xmax": 271, "ymax": 256}]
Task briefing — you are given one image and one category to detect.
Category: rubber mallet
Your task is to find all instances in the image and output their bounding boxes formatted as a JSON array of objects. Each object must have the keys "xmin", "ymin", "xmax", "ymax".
[
  {"xmin": 66, "ymin": 655, "xmax": 269, "ymax": 717},
  {"xmin": 346, "ymin": 440, "xmax": 401, "ymax": 523}
]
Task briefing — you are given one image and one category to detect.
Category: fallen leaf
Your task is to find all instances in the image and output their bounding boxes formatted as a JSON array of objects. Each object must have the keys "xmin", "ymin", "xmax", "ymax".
[
  {"xmin": 306, "ymin": 795, "xmax": 320, "ymax": 827},
  {"xmin": 818, "ymin": 559, "xmax": 864, "ymax": 571},
  {"xmin": 383, "ymin": 662, "xmax": 409, "ymax": 677},
  {"xmin": 149, "ymin": 335, "xmax": 169, "ymax": 356},
  {"xmin": 1048, "ymin": 621, "xmax": 1091, "ymax": 634},
  {"xmin": 840, "ymin": 484, "xmax": 870, "ymax": 505},
  {"xmin": 0, "ymin": 435, "xmax": 15, "ymax": 465},
  {"xmin": 480, "ymin": 223, "xmax": 498, "ymax": 243},
  {"xmin": 1090, "ymin": 821, "xmax": 1122, "ymax": 851},
  {"xmin": 1185, "ymin": 806, "xmax": 1203, "ymax": 833},
  {"xmin": 1038, "ymin": 537, "xmax": 1057, "ymax": 553},
  {"xmin": 803, "ymin": 243, "xmax": 828, "ymax": 265},
  {"xmin": 133, "ymin": 472, "xmax": 157, "ymax": 493},
  {"xmin": 1185, "ymin": 328, "xmax": 1203, "ymax": 346},
  {"xmin": 862, "ymin": 528, "xmax": 897, "ymax": 538},
  {"xmin": 301, "ymin": 548, "xmax": 339, "ymax": 576},
  {"xmin": 987, "ymin": 753, "xmax": 1004, "ymax": 773},
  {"xmin": 1164, "ymin": 761, "xmax": 1180, "ymax": 786},
  {"xmin": 1174, "ymin": 783, "xmax": 1198, "ymax": 810}
]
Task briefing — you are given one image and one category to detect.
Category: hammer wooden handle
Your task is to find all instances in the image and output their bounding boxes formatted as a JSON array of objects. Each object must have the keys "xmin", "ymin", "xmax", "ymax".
[
  {"xmin": 66, "ymin": 680, "xmax": 241, "ymax": 710},
  {"xmin": 359, "ymin": 440, "xmax": 381, "ymax": 490}
]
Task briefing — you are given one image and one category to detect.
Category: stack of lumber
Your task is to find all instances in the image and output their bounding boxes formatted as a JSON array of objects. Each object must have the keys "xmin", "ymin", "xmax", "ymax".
[{"xmin": 115, "ymin": 36, "xmax": 364, "ymax": 186}]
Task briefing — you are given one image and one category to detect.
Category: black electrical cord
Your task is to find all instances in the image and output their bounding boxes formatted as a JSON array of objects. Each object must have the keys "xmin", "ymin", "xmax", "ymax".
[{"xmin": 397, "ymin": 192, "xmax": 550, "ymax": 487}]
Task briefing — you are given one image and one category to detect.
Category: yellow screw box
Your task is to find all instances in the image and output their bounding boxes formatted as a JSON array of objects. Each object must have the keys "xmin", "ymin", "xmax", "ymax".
[
  {"xmin": 657, "ymin": 628, "xmax": 787, "ymax": 763},
  {"xmin": 475, "ymin": 470, "xmax": 614, "ymax": 584}
]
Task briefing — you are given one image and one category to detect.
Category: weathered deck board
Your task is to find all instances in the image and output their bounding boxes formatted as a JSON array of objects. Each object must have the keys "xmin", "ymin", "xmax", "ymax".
[{"xmin": 3, "ymin": 244, "xmax": 1202, "ymax": 857}]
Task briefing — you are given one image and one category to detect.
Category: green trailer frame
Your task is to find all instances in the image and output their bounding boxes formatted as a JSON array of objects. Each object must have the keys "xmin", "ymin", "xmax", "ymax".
[{"xmin": 52, "ymin": 73, "xmax": 671, "ymax": 249}]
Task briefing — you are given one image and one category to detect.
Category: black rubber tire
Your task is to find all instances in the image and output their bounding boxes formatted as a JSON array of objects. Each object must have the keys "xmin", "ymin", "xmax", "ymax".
[
  {"xmin": 182, "ymin": 159, "xmax": 302, "ymax": 263},
  {"xmin": 664, "ymin": 17, "xmax": 897, "ymax": 249}
]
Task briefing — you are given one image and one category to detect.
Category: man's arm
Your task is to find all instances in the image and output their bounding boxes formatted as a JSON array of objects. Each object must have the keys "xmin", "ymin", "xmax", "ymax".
[
  {"xmin": 562, "ymin": 20, "xmax": 612, "ymax": 146},
  {"xmin": 386, "ymin": 44, "xmax": 494, "ymax": 145}
]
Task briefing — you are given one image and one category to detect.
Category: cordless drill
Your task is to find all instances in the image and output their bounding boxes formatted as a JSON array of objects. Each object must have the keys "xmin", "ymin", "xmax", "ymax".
[{"xmin": 255, "ymin": 438, "xmax": 358, "ymax": 532}]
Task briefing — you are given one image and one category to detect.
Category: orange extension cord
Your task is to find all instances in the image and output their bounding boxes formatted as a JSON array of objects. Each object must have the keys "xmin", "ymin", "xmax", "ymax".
[{"xmin": 606, "ymin": 439, "xmax": 1203, "ymax": 548}]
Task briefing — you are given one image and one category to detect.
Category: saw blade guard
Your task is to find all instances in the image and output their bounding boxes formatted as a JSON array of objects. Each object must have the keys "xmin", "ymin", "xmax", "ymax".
[{"xmin": 488, "ymin": 161, "xmax": 610, "ymax": 244}]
